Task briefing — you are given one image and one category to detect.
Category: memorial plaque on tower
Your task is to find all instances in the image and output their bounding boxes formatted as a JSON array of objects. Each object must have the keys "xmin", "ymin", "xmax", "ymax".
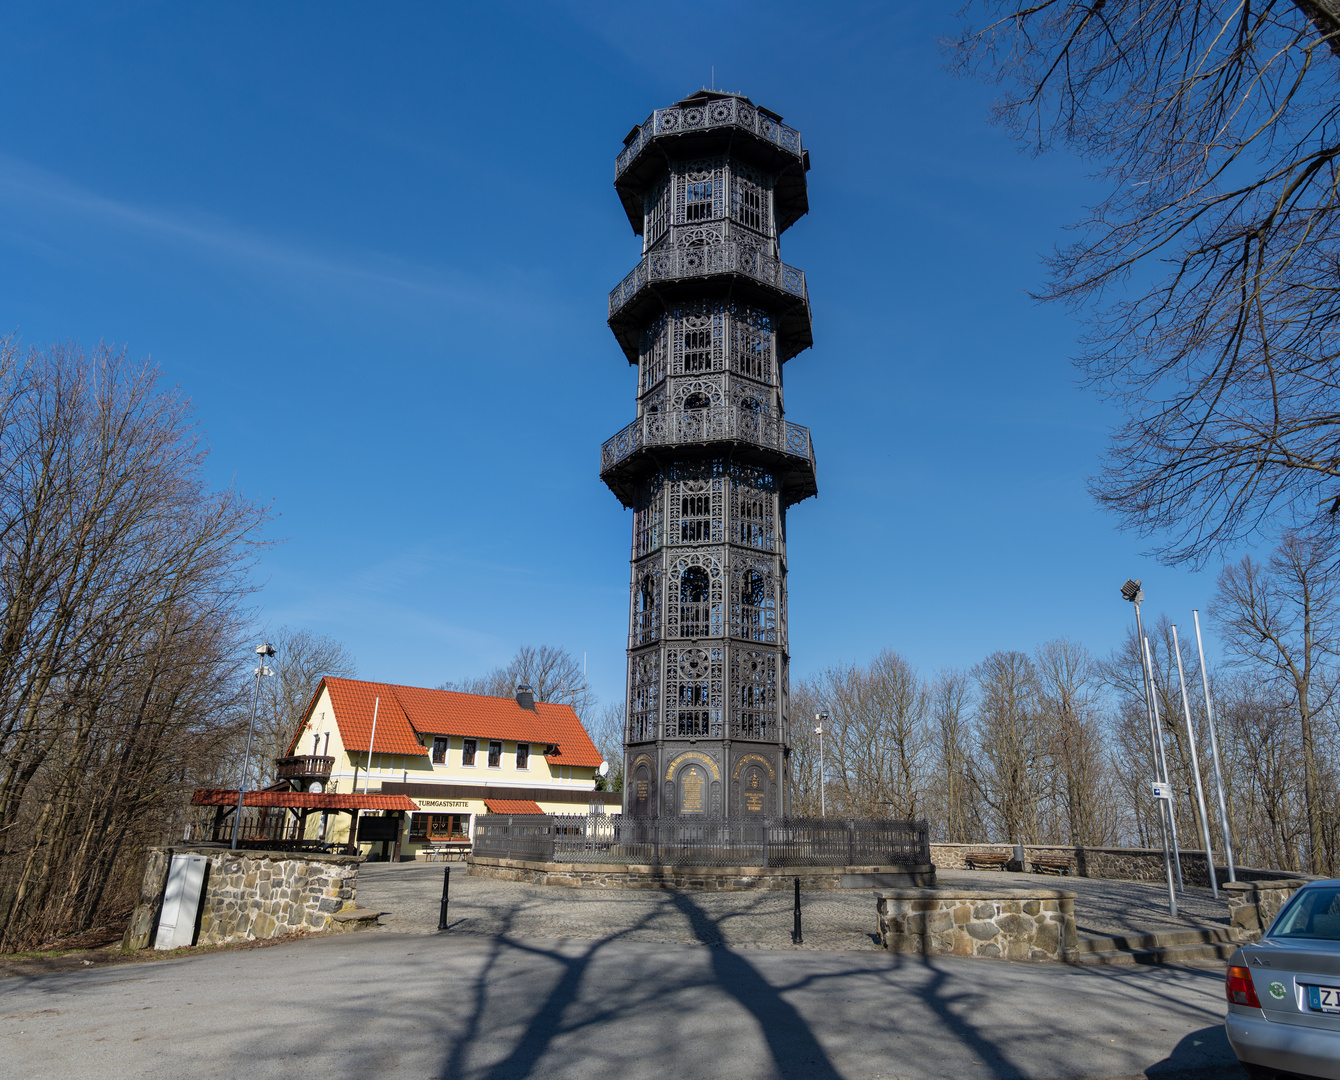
[{"xmin": 600, "ymin": 90, "xmax": 818, "ymax": 822}]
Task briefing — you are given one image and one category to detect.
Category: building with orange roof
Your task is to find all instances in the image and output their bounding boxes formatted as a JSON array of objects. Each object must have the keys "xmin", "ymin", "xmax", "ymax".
[{"xmin": 286, "ymin": 677, "xmax": 618, "ymax": 858}]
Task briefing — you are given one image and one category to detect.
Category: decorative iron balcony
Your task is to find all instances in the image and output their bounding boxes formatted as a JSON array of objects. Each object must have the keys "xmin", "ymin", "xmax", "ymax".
[
  {"xmin": 609, "ymin": 241, "xmax": 807, "ymax": 319},
  {"xmin": 274, "ymin": 755, "xmax": 334, "ymax": 781},
  {"xmin": 600, "ymin": 407, "xmax": 817, "ymax": 508},
  {"xmin": 617, "ymin": 99, "xmax": 803, "ymax": 177}
]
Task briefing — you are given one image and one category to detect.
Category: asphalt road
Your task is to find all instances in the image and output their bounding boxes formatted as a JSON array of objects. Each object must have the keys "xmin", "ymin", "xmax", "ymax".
[{"xmin": 1, "ymin": 920, "xmax": 1241, "ymax": 1080}]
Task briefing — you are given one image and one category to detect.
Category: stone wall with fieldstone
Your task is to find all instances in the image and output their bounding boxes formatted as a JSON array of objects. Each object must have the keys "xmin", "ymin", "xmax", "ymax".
[
  {"xmin": 122, "ymin": 845, "xmax": 364, "ymax": 950},
  {"xmin": 877, "ymin": 888, "xmax": 1077, "ymax": 961},
  {"xmin": 1223, "ymin": 879, "xmax": 1309, "ymax": 936},
  {"xmin": 930, "ymin": 842, "xmax": 1307, "ymax": 887},
  {"xmin": 469, "ymin": 855, "xmax": 935, "ymax": 891}
]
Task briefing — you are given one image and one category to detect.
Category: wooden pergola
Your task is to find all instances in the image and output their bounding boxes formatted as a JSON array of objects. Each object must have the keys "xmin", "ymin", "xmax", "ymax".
[{"xmin": 191, "ymin": 788, "xmax": 420, "ymax": 855}]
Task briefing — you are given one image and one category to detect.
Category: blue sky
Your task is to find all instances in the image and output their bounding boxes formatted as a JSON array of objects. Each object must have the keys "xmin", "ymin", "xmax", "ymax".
[{"xmin": 0, "ymin": 2, "xmax": 1232, "ymax": 709}]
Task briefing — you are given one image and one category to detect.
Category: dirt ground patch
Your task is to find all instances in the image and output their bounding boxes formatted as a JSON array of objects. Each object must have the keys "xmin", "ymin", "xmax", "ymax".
[{"xmin": 0, "ymin": 929, "xmax": 315, "ymax": 979}]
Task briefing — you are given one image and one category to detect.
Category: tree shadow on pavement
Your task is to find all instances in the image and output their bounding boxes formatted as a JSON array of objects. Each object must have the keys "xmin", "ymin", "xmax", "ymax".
[{"xmin": 1144, "ymin": 1024, "xmax": 1242, "ymax": 1079}]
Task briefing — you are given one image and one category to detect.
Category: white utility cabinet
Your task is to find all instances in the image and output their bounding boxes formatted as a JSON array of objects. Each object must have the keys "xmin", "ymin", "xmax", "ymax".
[{"xmin": 153, "ymin": 852, "xmax": 208, "ymax": 950}]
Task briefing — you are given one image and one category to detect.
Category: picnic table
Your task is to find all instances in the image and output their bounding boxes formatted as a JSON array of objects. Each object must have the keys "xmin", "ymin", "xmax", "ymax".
[{"xmin": 422, "ymin": 841, "xmax": 471, "ymax": 862}]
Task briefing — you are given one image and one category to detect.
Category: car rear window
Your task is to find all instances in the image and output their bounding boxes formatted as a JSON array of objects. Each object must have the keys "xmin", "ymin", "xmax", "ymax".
[{"xmin": 1272, "ymin": 887, "xmax": 1340, "ymax": 940}]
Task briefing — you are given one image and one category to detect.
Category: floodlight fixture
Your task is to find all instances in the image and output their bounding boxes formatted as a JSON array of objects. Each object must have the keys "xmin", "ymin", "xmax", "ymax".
[{"xmin": 1121, "ymin": 579, "xmax": 1143, "ymax": 603}]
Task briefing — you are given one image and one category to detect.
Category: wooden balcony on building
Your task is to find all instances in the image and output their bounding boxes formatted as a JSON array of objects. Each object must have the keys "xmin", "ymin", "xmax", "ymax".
[{"xmin": 274, "ymin": 755, "xmax": 334, "ymax": 783}]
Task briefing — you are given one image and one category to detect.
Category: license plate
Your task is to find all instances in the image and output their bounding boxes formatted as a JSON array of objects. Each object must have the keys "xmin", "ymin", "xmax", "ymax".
[{"xmin": 1306, "ymin": 985, "xmax": 1340, "ymax": 1013}]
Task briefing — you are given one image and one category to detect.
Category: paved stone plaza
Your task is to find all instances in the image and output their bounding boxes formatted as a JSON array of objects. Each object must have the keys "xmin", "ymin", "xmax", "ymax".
[{"xmin": 358, "ymin": 862, "xmax": 1232, "ymax": 948}]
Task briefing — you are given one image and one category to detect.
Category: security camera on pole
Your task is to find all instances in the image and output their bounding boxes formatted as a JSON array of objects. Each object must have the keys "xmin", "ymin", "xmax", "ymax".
[{"xmin": 231, "ymin": 642, "xmax": 277, "ymax": 851}]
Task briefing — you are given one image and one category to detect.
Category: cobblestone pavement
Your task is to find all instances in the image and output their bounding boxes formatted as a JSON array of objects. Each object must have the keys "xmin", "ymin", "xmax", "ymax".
[{"xmin": 356, "ymin": 862, "xmax": 1231, "ymax": 950}]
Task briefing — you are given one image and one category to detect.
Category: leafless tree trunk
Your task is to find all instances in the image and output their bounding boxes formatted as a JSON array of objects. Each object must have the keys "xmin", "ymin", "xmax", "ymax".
[
  {"xmin": 1214, "ymin": 532, "xmax": 1340, "ymax": 874},
  {"xmin": 0, "ymin": 339, "xmax": 267, "ymax": 951},
  {"xmin": 972, "ymin": 650, "xmax": 1042, "ymax": 844}
]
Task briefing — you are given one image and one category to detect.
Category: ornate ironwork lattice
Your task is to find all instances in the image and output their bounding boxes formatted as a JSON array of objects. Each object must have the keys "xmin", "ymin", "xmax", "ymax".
[{"xmin": 607, "ymin": 92, "xmax": 816, "ymax": 821}]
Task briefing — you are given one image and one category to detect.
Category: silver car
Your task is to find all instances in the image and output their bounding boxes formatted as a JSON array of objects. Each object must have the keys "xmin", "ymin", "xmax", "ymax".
[{"xmin": 1226, "ymin": 880, "xmax": 1340, "ymax": 1079}]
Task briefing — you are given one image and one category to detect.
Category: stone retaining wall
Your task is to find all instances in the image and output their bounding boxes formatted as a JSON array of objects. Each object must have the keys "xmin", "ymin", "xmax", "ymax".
[
  {"xmin": 468, "ymin": 856, "xmax": 936, "ymax": 891},
  {"xmin": 930, "ymin": 843, "xmax": 1306, "ymax": 887},
  {"xmin": 1223, "ymin": 879, "xmax": 1309, "ymax": 936},
  {"xmin": 876, "ymin": 888, "xmax": 1077, "ymax": 961},
  {"xmin": 122, "ymin": 845, "xmax": 364, "ymax": 950}
]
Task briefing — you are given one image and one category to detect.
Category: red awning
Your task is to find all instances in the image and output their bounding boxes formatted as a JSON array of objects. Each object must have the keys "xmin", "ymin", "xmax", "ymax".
[
  {"xmin": 192, "ymin": 789, "xmax": 419, "ymax": 812},
  {"xmin": 484, "ymin": 798, "xmax": 545, "ymax": 815}
]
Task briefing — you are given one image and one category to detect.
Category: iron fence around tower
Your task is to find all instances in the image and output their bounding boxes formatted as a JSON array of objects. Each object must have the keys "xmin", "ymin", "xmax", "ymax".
[{"xmin": 471, "ymin": 815, "xmax": 929, "ymax": 868}]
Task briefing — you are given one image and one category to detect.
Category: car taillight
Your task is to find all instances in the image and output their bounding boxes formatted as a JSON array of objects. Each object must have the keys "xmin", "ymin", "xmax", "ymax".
[{"xmin": 1227, "ymin": 966, "xmax": 1262, "ymax": 1008}]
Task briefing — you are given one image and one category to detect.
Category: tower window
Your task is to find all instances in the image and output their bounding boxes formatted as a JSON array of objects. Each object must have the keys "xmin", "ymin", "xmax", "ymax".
[
  {"xmin": 680, "ymin": 492, "xmax": 712, "ymax": 543},
  {"xmin": 683, "ymin": 329, "xmax": 711, "ymax": 372},
  {"xmin": 679, "ymin": 565, "xmax": 711, "ymax": 637},
  {"xmin": 686, "ymin": 178, "xmax": 713, "ymax": 221},
  {"xmin": 732, "ymin": 176, "xmax": 766, "ymax": 232}
]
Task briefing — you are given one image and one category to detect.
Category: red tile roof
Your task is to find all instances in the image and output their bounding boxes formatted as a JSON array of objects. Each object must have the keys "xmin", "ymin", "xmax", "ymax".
[
  {"xmin": 290, "ymin": 677, "xmax": 605, "ymax": 768},
  {"xmin": 324, "ymin": 679, "xmax": 427, "ymax": 756},
  {"xmin": 484, "ymin": 799, "xmax": 545, "ymax": 815},
  {"xmin": 192, "ymin": 789, "xmax": 419, "ymax": 811}
]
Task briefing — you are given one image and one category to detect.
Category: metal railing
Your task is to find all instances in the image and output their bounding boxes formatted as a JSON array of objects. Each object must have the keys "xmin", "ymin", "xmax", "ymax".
[
  {"xmin": 601, "ymin": 407, "xmax": 814, "ymax": 473},
  {"xmin": 616, "ymin": 99, "xmax": 803, "ymax": 177},
  {"xmin": 609, "ymin": 241, "xmax": 807, "ymax": 318},
  {"xmin": 472, "ymin": 815, "xmax": 930, "ymax": 868}
]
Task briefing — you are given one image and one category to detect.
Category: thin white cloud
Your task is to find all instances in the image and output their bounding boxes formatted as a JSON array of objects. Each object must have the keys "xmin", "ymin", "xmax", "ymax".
[{"xmin": 0, "ymin": 155, "xmax": 500, "ymax": 308}]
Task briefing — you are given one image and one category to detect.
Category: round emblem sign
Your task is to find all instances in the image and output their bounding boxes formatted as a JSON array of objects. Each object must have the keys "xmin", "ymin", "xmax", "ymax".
[{"xmin": 1269, "ymin": 981, "xmax": 1287, "ymax": 1000}]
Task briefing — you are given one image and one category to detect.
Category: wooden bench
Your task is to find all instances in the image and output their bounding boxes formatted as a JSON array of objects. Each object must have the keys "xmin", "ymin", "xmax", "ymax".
[
  {"xmin": 1029, "ymin": 854, "xmax": 1074, "ymax": 876},
  {"xmin": 964, "ymin": 848, "xmax": 1012, "ymax": 871}
]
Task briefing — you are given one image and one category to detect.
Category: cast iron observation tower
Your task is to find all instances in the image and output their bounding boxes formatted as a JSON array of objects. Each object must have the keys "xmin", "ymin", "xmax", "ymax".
[{"xmin": 600, "ymin": 90, "xmax": 817, "ymax": 822}]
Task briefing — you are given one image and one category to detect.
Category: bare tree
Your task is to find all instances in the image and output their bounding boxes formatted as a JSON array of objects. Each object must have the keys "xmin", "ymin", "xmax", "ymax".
[
  {"xmin": 442, "ymin": 645, "xmax": 591, "ymax": 717},
  {"xmin": 928, "ymin": 668, "xmax": 980, "ymax": 842},
  {"xmin": 0, "ymin": 339, "xmax": 268, "ymax": 951},
  {"xmin": 972, "ymin": 650, "xmax": 1042, "ymax": 844},
  {"xmin": 814, "ymin": 650, "xmax": 931, "ymax": 819},
  {"xmin": 1035, "ymin": 638, "xmax": 1110, "ymax": 846},
  {"xmin": 1214, "ymin": 531, "xmax": 1340, "ymax": 873},
  {"xmin": 246, "ymin": 626, "xmax": 357, "ymax": 786},
  {"xmin": 585, "ymin": 701, "xmax": 623, "ymax": 791},
  {"xmin": 955, "ymin": 3, "xmax": 1340, "ymax": 562}
]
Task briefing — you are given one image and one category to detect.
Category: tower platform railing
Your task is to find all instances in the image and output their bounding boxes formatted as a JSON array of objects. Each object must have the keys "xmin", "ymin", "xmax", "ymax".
[
  {"xmin": 616, "ymin": 99, "xmax": 803, "ymax": 177},
  {"xmin": 609, "ymin": 240, "xmax": 808, "ymax": 319},
  {"xmin": 473, "ymin": 814, "xmax": 931, "ymax": 868},
  {"xmin": 600, "ymin": 406, "xmax": 814, "ymax": 474}
]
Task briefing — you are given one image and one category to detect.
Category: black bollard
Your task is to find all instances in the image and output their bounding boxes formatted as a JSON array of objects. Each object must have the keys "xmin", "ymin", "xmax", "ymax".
[
  {"xmin": 792, "ymin": 876, "xmax": 802, "ymax": 944},
  {"xmin": 437, "ymin": 866, "xmax": 451, "ymax": 931}
]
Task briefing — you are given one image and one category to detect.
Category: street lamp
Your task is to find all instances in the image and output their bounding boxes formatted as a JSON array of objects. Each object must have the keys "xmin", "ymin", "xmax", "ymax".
[
  {"xmin": 231, "ymin": 642, "xmax": 276, "ymax": 851},
  {"xmin": 1121, "ymin": 580, "xmax": 1178, "ymax": 917},
  {"xmin": 814, "ymin": 712, "xmax": 828, "ymax": 819}
]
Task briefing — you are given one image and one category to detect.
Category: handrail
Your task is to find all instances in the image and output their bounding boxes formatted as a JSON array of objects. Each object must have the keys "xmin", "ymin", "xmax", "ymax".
[
  {"xmin": 609, "ymin": 240, "xmax": 807, "ymax": 319},
  {"xmin": 600, "ymin": 407, "xmax": 814, "ymax": 473},
  {"xmin": 617, "ymin": 99, "xmax": 803, "ymax": 177}
]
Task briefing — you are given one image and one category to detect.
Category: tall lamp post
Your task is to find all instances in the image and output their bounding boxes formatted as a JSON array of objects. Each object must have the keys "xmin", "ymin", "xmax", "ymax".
[
  {"xmin": 814, "ymin": 713, "xmax": 828, "ymax": 819},
  {"xmin": 1121, "ymin": 580, "xmax": 1178, "ymax": 917},
  {"xmin": 231, "ymin": 642, "xmax": 277, "ymax": 851}
]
